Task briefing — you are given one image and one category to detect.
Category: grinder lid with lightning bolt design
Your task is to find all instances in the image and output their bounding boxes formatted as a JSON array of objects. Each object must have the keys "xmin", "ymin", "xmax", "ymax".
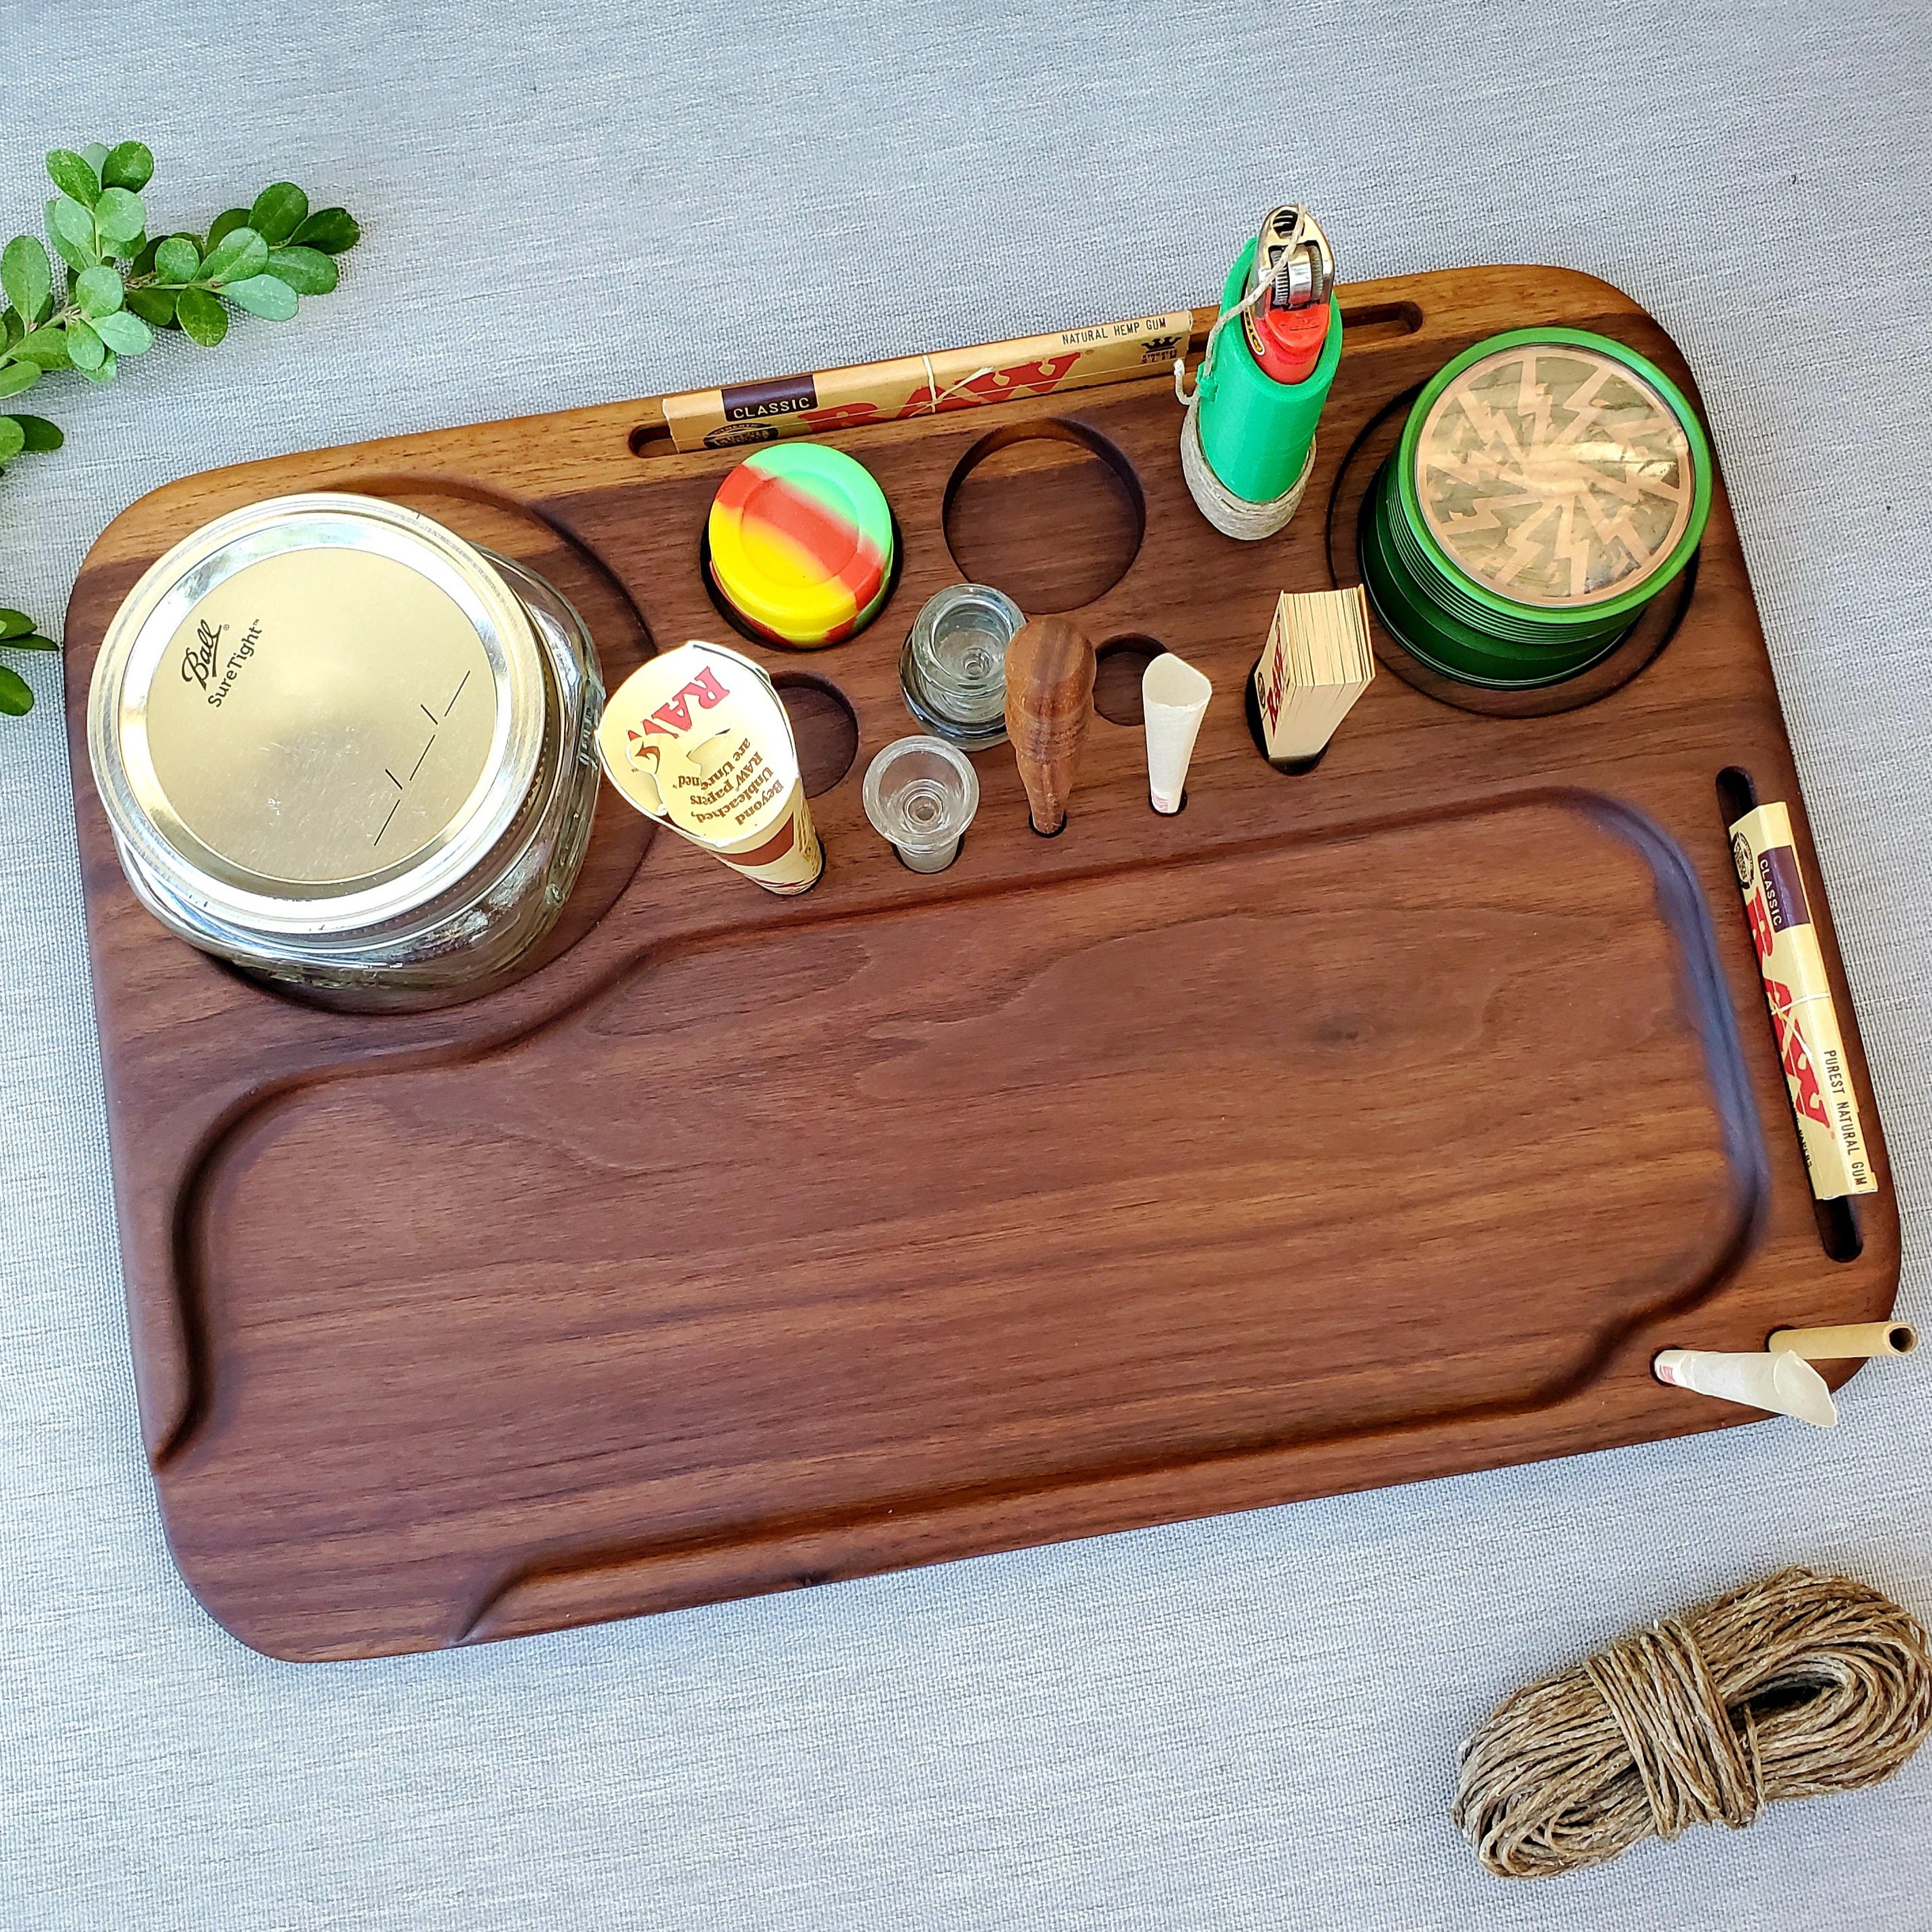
[
  {"xmin": 1360, "ymin": 328, "xmax": 1712, "ymax": 688},
  {"xmin": 706, "ymin": 442, "xmax": 896, "ymax": 648}
]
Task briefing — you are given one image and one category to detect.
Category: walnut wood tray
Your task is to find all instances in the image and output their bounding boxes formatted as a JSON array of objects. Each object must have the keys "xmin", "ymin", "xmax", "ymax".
[{"xmin": 64, "ymin": 266, "xmax": 1899, "ymax": 1660}]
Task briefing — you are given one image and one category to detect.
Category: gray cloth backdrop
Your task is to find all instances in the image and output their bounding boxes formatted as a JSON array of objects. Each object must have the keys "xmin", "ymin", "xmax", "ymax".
[{"xmin": 4, "ymin": 3, "xmax": 1929, "ymax": 1926}]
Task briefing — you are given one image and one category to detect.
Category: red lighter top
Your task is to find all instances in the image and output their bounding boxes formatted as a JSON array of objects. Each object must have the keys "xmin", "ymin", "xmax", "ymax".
[{"xmin": 1245, "ymin": 298, "xmax": 1330, "ymax": 387}]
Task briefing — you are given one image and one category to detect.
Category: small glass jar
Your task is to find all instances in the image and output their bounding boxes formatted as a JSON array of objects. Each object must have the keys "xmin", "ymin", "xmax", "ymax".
[
  {"xmin": 87, "ymin": 492, "xmax": 604, "ymax": 1010},
  {"xmin": 899, "ymin": 582, "xmax": 1023, "ymax": 749}
]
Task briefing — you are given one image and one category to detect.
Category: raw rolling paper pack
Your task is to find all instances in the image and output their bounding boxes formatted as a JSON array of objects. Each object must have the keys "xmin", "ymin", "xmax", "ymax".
[
  {"xmin": 596, "ymin": 641, "xmax": 823, "ymax": 895},
  {"xmin": 1729, "ymin": 801, "xmax": 1876, "ymax": 1198}
]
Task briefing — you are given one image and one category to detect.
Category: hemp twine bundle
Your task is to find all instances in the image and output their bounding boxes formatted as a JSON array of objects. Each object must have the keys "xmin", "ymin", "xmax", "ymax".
[{"xmin": 1453, "ymin": 1567, "xmax": 1932, "ymax": 1878}]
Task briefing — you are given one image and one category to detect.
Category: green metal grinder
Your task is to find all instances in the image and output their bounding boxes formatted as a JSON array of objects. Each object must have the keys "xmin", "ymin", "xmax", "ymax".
[{"xmin": 1358, "ymin": 328, "xmax": 1713, "ymax": 688}]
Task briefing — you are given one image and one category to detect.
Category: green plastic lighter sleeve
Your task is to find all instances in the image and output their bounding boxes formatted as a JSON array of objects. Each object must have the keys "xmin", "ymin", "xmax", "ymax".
[{"xmin": 1195, "ymin": 239, "xmax": 1343, "ymax": 506}]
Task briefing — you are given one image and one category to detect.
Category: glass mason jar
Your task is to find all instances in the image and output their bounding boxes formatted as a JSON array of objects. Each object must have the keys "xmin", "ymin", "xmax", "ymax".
[{"xmin": 87, "ymin": 492, "xmax": 604, "ymax": 1010}]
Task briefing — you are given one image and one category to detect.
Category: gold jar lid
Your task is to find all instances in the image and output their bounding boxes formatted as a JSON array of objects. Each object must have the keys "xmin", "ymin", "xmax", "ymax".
[
  {"xmin": 1413, "ymin": 339, "xmax": 1697, "ymax": 611},
  {"xmin": 88, "ymin": 493, "xmax": 547, "ymax": 936}
]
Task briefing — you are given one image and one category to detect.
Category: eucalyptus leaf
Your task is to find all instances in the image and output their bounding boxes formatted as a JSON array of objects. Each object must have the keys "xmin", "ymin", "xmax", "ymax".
[
  {"xmin": 101, "ymin": 141, "xmax": 154, "ymax": 192},
  {"xmin": 13, "ymin": 328, "xmax": 70, "ymax": 370},
  {"xmin": 92, "ymin": 310, "xmax": 150, "ymax": 355},
  {"xmin": 198, "ymin": 226, "xmax": 266, "ymax": 284},
  {"xmin": 94, "ymin": 188, "xmax": 146, "ymax": 246},
  {"xmin": 175, "ymin": 286, "xmax": 228, "ymax": 347},
  {"xmin": 222, "ymin": 274, "xmax": 298, "ymax": 321},
  {"xmin": 2, "ymin": 236, "xmax": 53, "ymax": 326},
  {"xmin": 249, "ymin": 183, "xmax": 308, "ymax": 246},
  {"xmin": 46, "ymin": 198, "xmax": 97, "ymax": 268},
  {"xmin": 289, "ymin": 207, "xmax": 359, "ymax": 254},
  {"xmin": 154, "ymin": 234, "xmax": 200, "ymax": 283},
  {"xmin": 64, "ymin": 319, "xmax": 105, "ymax": 372},
  {"xmin": 205, "ymin": 207, "xmax": 250, "ymax": 250},
  {"xmin": 46, "ymin": 150, "xmax": 101, "ymax": 207},
  {"xmin": 1, "ymin": 143, "xmax": 364, "ymax": 726},
  {"xmin": 263, "ymin": 245, "xmax": 336, "ymax": 296},
  {"xmin": 125, "ymin": 286, "xmax": 179, "ymax": 328},
  {"xmin": 74, "ymin": 264, "xmax": 123, "ymax": 317}
]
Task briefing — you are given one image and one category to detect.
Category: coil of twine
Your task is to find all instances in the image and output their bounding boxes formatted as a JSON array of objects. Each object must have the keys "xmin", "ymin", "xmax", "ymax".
[
  {"xmin": 1453, "ymin": 1567, "xmax": 1932, "ymax": 1879},
  {"xmin": 1175, "ymin": 393, "xmax": 1315, "ymax": 541}
]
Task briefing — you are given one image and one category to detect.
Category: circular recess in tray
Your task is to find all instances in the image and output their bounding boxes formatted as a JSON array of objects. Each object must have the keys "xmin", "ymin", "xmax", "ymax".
[
  {"xmin": 1327, "ymin": 387, "xmax": 1696, "ymax": 719},
  {"xmin": 943, "ymin": 420, "xmax": 1144, "ymax": 613},
  {"xmin": 1092, "ymin": 635, "xmax": 1166, "ymax": 726},
  {"xmin": 769, "ymin": 672, "xmax": 860, "ymax": 796}
]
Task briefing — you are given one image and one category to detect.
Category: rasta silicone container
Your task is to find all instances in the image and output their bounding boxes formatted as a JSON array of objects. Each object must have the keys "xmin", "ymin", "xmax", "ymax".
[{"xmin": 707, "ymin": 442, "xmax": 896, "ymax": 647}]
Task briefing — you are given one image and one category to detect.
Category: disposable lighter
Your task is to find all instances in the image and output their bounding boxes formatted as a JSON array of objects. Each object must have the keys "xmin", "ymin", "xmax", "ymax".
[{"xmin": 1192, "ymin": 207, "xmax": 1342, "ymax": 507}]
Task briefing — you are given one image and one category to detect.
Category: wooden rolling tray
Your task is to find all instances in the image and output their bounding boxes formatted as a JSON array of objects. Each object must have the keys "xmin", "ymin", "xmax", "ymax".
[{"xmin": 65, "ymin": 266, "xmax": 1899, "ymax": 1661}]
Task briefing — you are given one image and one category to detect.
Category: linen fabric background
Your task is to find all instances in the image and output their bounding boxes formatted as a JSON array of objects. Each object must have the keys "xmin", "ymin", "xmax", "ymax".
[{"xmin": 3, "ymin": 2, "xmax": 1930, "ymax": 1925}]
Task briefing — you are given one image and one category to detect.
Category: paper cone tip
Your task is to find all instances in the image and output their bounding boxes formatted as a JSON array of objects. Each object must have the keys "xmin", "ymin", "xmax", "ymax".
[
  {"xmin": 1772, "ymin": 1350, "xmax": 1840, "ymax": 1428},
  {"xmin": 1143, "ymin": 652, "xmax": 1212, "ymax": 709},
  {"xmin": 1143, "ymin": 652, "xmax": 1211, "ymax": 817},
  {"xmin": 1655, "ymin": 1347, "xmax": 1838, "ymax": 1427}
]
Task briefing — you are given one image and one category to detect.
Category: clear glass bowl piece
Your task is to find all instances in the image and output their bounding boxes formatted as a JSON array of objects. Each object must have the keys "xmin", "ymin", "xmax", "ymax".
[{"xmin": 861, "ymin": 735, "xmax": 980, "ymax": 873}]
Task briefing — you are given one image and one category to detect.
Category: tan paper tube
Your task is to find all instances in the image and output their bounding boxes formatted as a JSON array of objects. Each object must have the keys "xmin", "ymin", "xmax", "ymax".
[
  {"xmin": 1769, "ymin": 1322, "xmax": 1918, "ymax": 1359},
  {"xmin": 1142, "ymin": 652, "xmax": 1212, "ymax": 814},
  {"xmin": 1653, "ymin": 1348, "xmax": 1838, "ymax": 1427},
  {"xmin": 661, "ymin": 311, "xmax": 1196, "ymax": 452}
]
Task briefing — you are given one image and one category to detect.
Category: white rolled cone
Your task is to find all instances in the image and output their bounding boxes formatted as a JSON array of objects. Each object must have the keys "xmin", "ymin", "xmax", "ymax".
[
  {"xmin": 1653, "ymin": 1348, "xmax": 1838, "ymax": 1428},
  {"xmin": 1143, "ymin": 652, "xmax": 1212, "ymax": 814}
]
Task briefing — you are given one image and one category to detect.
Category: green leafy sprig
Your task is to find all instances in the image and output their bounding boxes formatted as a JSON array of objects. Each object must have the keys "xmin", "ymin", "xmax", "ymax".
[{"xmin": 0, "ymin": 140, "xmax": 360, "ymax": 716}]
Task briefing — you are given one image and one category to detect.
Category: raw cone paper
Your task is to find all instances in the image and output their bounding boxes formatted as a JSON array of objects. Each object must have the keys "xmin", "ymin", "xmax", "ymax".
[
  {"xmin": 1142, "ymin": 652, "xmax": 1212, "ymax": 814},
  {"xmin": 596, "ymin": 639, "xmax": 822, "ymax": 895},
  {"xmin": 1653, "ymin": 1348, "xmax": 1838, "ymax": 1428}
]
